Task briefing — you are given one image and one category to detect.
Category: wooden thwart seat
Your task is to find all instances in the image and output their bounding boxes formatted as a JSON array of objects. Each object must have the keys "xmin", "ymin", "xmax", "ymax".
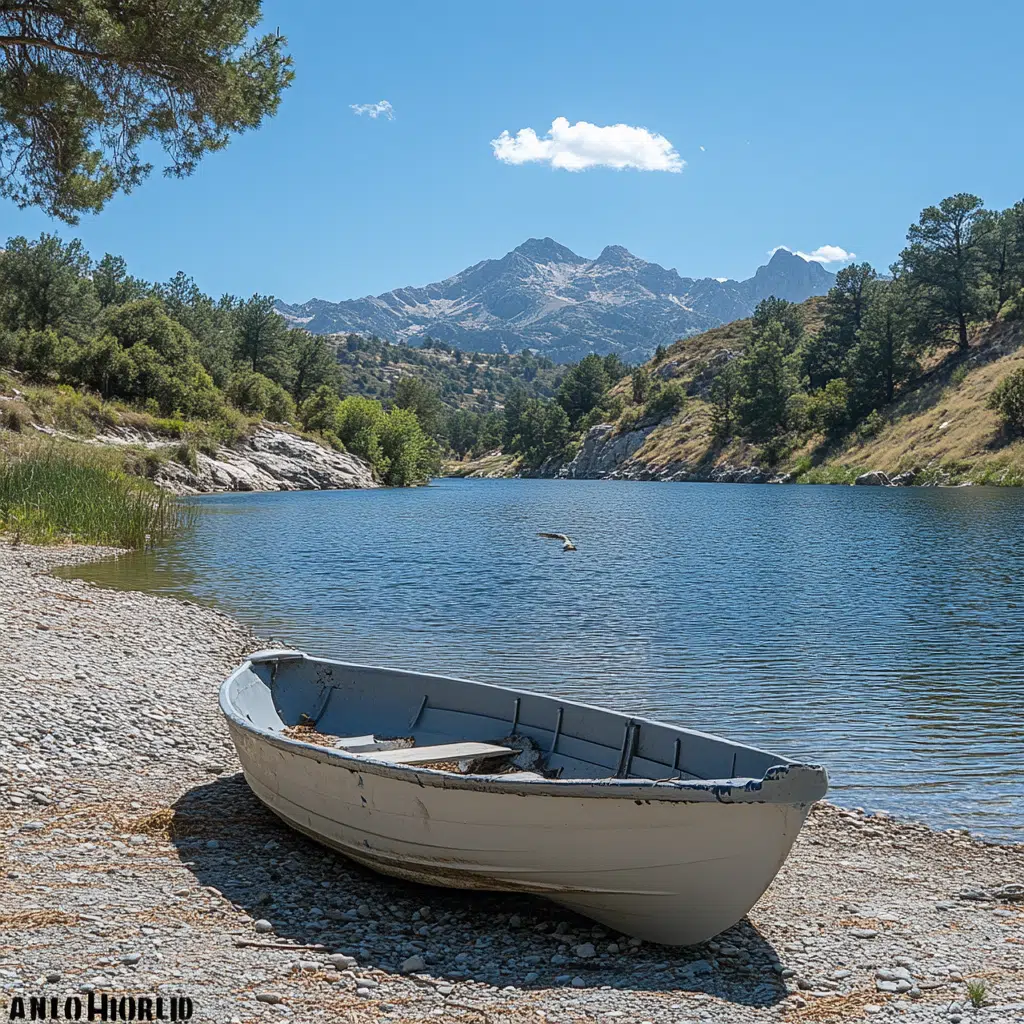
[{"xmin": 352, "ymin": 742, "xmax": 513, "ymax": 765}]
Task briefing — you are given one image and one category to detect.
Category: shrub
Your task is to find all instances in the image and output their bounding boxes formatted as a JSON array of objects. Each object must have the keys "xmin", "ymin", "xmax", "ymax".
[
  {"xmin": 299, "ymin": 385, "xmax": 342, "ymax": 435},
  {"xmin": 225, "ymin": 369, "xmax": 274, "ymax": 414},
  {"xmin": 1000, "ymin": 287, "xmax": 1024, "ymax": 322},
  {"xmin": 102, "ymin": 299, "xmax": 221, "ymax": 417},
  {"xmin": 3, "ymin": 400, "xmax": 31, "ymax": 432},
  {"xmin": 988, "ymin": 366, "xmax": 1024, "ymax": 430},
  {"xmin": 949, "ymin": 364, "xmax": 970, "ymax": 389},
  {"xmin": 174, "ymin": 442, "xmax": 199, "ymax": 472},
  {"xmin": 577, "ymin": 395, "xmax": 625, "ymax": 433},
  {"xmin": 16, "ymin": 329, "xmax": 76, "ymax": 382},
  {"xmin": 857, "ymin": 409, "xmax": 885, "ymax": 440},
  {"xmin": 643, "ymin": 381, "xmax": 686, "ymax": 421},
  {"xmin": 265, "ymin": 385, "xmax": 296, "ymax": 423},
  {"xmin": 791, "ymin": 454, "xmax": 814, "ymax": 478},
  {"xmin": 377, "ymin": 406, "xmax": 440, "ymax": 485},
  {"xmin": 806, "ymin": 378, "xmax": 852, "ymax": 437}
]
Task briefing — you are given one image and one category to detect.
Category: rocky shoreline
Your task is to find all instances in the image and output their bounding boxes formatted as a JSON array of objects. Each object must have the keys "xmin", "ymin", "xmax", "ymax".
[
  {"xmin": 29, "ymin": 422, "xmax": 377, "ymax": 494},
  {"xmin": 2, "ymin": 541, "xmax": 1022, "ymax": 1023},
  {"xmin": 458, "ymin": 425, "xmax": 962, "ymax": 488}
]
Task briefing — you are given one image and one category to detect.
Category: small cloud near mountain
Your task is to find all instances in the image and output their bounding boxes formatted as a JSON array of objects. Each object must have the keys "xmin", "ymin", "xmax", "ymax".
[
  {"xmin": 491, "ymin": 117, "xmax": 683, "ymax": 172},
  {"xmin": 350, "ymin": 100, "xmax": 394, "ymax": 120},
  {"xmin": 769, "ymin": 244, "xmax": 855, "ymax": 265}
]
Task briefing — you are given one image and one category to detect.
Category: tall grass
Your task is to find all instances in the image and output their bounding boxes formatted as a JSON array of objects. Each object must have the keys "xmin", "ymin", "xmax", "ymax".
[{"xmin": 0, "ymin": 441, "xmax": 193, "ymax": 548}]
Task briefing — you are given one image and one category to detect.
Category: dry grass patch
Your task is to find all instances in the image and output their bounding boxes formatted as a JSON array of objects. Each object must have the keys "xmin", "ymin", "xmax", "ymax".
[
  {"xmin": 119, "ymin": 805, "xmax": 270, "ymax": 840},
  {"xmin": 443, "ymin": 450, "xmax": 520, "ymax": 478},
  {"xmin": 785, "ymin": 989, "xmax": 889, "ymax": 1021},
  {"xmin": 0, "ymin": 909, "xmax": 79, "ymax": 929}
]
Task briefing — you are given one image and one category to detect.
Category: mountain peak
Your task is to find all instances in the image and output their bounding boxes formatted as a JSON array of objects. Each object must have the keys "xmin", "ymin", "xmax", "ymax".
[
  {"xmin": 512, "ymin": 237, "xmax": 584, "ymax": 264},
  {"xmin": 767, "ymin": 247, "xmax": 804, "ymax": 265},
  {"xmin": 749, "ymin": 247, "xmax": 835, "ymax": 303},
  {"xmin": 277, "ymin": 240, "xmax": 835, "ymax": 364},
  {"xmin": 595, "ymin": 244, "xmax": 636, "ymax": 266}
]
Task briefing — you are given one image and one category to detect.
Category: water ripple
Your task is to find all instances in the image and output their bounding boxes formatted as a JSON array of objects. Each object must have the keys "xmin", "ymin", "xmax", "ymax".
[{"xmin": 63, "ymin": 479, "xmax": 1024, "ymax": 840}]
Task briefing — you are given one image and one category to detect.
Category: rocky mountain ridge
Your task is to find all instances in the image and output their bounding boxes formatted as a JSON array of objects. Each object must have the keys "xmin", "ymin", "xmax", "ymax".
[{"xmin": 277, "ymin": 241, "xmax": 835, "ymax": 364}]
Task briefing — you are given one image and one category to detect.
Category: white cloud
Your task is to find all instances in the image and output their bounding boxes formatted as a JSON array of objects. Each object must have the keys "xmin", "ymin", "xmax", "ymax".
[
  {"xmin": 798, "ymin": 244, "xmax": 856, "ymax": 264},
  {"xmin": 351, "ymin": 100, "xmax": 394, "ymax": 120},
  {"xmin": 768, "ymin": 244, "xmax": 856, "ymax": 264},
  {"xmin": 715, "ymin": 276, "xmax": 728, "ymax": 282},
  {"xmin": 490, "ymin": 116, "xmax": 683, "ymax": 172}
]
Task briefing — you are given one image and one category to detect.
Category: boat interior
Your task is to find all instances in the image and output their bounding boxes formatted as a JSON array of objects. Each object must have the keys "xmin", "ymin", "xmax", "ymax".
[{"xmin": 229, "ymin": 653, "xmax": 794, "ymax": 784}]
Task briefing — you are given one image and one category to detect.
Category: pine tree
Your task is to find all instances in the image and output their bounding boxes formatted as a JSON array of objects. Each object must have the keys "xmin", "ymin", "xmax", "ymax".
[
  {"xmin": 0, "ymin": 1, "xmax": 293, "ymax": 221},
  {"xmin": 899, "ymin": 193, "xmax": 989, "ymax": 351}
]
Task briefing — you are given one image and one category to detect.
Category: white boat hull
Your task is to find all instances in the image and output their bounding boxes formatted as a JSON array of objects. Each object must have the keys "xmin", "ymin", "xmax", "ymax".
[{"xmin": 228, "ymin": 721, "xmax": 812, "ymax": 945}]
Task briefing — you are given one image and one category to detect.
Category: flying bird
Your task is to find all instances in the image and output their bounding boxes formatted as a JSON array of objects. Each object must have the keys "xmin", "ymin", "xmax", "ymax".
[{"xmin": 538, "ymin": 532, "xmax": 577, "ymax": 552}]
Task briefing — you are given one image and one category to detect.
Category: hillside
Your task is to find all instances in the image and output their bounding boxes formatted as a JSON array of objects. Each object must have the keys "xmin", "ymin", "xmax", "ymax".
[
  {"xmin": 447, "ymin": 300, "xmax": 1024, "ymax": 486},
  {"xmin": 328, "ymin": 333, "xmax": 561, "ymax": 411},
  {"xmin": 613, "ymin": 310, "xmax": 1023, "ymax": 486},
  {"xmin": 277, "ymin": 241, "xmax": 835, "ymax": 364}
]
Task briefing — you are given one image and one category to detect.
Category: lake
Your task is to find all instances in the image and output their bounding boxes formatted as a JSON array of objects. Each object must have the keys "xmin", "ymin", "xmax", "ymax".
[{"xmin": 63, "ymin": 478, "xmax": 1024, "ymax": 840}]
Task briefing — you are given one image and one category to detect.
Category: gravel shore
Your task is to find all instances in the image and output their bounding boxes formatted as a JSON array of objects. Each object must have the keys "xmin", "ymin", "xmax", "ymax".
[{"xmin": 2, "ymin": 540, "xmax": 1022, "ymax": 1023}]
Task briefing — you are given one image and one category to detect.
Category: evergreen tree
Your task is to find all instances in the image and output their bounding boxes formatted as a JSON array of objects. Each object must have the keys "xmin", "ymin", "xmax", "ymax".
[
  {"xmin": 93, "ymin": 254, "xmax": 147, "ymax": 308},
  {"xmin": 393, "ymin": 375, "xmax": 444, "ymax": 438},
  {"xmin": 899, "ymin": 193, "xmax": 989, "ymax": 350},
  {"xmin": 233, "ymin": 293, "xmax": 290, "ymax": 381},
  {"xmin": 978, "ymin": 202, "xmax": 1024, "ymax": 311},
  {"xmin": 557, "ymin": 353, "xmax": 609, "ymax": 424},
  {"xmin": 515, "ymin": 398, "xmax": 570, "ymax": 467},
  {"xmin": 0, "ymin": 1, "xmax": 293, "ymax": 221},
  {"xmin": 751, "ymin": 297, "xmax": 803, "ymax": 351},
  {"xmin": 289, "ymin": 331, "xmax": 339, "ymax": 403},
  {"xmin": 800, "ymin": 263, "xmax": 877, "ymax": 388},
  {"xmin": 0, "ymin": 233, "xmax": 98, "ymax": 337},
  {"xmin": 157, "ymin": 272, "xmax": 236, "ymax": 387},
  {"xmin": 502, "ymin": 384, "xmax": 530, "ymax": 449},
  {"xmin": 631, "ymin": 366, "xmax": 651, "ymax": 404},
  {"xmin": 737, "ymin": 321, "xmax": 797, "ymax": 440},
  {"xmin": 708, "ymin": 361, "xmax": 739, "ymax": 439},
  {"xmin": 846, "ymin": 280, "xmax": 918, "ymax": 412},
  {"xmin": 602, "ymin": 352, "xmax": 628, "ymax": 382}
]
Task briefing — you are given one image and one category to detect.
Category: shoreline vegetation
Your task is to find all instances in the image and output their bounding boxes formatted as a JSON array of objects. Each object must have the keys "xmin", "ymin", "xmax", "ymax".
[
  {"xmin": 0, "ymin": 437, "xmax": 191, "ymax": 548},
  {"xmin": 1, "ymin": 539, "xmax": 1022, "ymax": 1024}
]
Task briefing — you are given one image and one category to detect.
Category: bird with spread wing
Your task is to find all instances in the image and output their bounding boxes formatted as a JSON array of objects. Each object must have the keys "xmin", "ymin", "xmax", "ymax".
[{"xmin": 538, "ymin": 532, "xmax": 577, "ymax": 552}]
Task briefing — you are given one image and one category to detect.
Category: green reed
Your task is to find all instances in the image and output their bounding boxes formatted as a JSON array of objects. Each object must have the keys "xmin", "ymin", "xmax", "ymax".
[{"xmin": 0, "ymin": 442, "xmax": 194, "ymax": 548}]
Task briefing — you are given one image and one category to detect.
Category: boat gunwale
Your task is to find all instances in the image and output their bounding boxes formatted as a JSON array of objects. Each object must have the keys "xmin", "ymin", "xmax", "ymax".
[{"xmin": 219, "ymin": 650, "xmax": 829, "ymax": 805}]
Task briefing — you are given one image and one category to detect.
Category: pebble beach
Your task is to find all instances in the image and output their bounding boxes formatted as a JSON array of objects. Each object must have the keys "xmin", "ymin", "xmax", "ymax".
[{"xmin": 1, "ymin": 540, "xmax": 1022, "ymax": 1024}]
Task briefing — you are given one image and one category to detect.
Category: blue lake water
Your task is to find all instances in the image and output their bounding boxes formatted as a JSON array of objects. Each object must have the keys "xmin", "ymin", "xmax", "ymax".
[{"xmin": 64, "ymin": 478, "xmax": 1024, "ymax": 840}]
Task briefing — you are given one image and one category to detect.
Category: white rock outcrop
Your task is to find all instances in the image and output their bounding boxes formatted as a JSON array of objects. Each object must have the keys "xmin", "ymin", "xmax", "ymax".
[{"xmin": 153, "ymin": 428, "xmax": 376, "ymax": 494}]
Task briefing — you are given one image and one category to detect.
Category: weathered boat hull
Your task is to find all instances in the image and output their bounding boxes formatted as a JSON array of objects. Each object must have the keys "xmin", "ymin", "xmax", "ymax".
[{"xmin": 220, "ymin": 651, "xmax": 828, "ymax": 945}]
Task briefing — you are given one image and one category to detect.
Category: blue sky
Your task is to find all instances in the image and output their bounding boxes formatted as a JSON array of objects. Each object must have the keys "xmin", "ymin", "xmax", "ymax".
[{"xmin": 2, "ymin": 0, "xmax": 1022, "ymax": 302}]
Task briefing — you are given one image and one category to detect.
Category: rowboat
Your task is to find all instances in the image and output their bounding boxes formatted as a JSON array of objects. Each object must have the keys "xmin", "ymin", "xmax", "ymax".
[{"xmin": 220, "ymin": 650, "xmax": 828, "ymax": 945}]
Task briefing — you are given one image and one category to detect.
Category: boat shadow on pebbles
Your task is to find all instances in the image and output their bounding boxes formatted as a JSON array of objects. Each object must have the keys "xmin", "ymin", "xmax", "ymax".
[{"xmin": 169, "ymin": 775, "xmax": 790, "ymax": 1006}]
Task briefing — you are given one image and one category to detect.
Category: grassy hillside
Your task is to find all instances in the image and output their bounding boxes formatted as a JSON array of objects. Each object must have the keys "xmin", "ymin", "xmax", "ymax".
[{"xmin": 609, "ymin": 302, "xmax": 1024, "ymax": 485}]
